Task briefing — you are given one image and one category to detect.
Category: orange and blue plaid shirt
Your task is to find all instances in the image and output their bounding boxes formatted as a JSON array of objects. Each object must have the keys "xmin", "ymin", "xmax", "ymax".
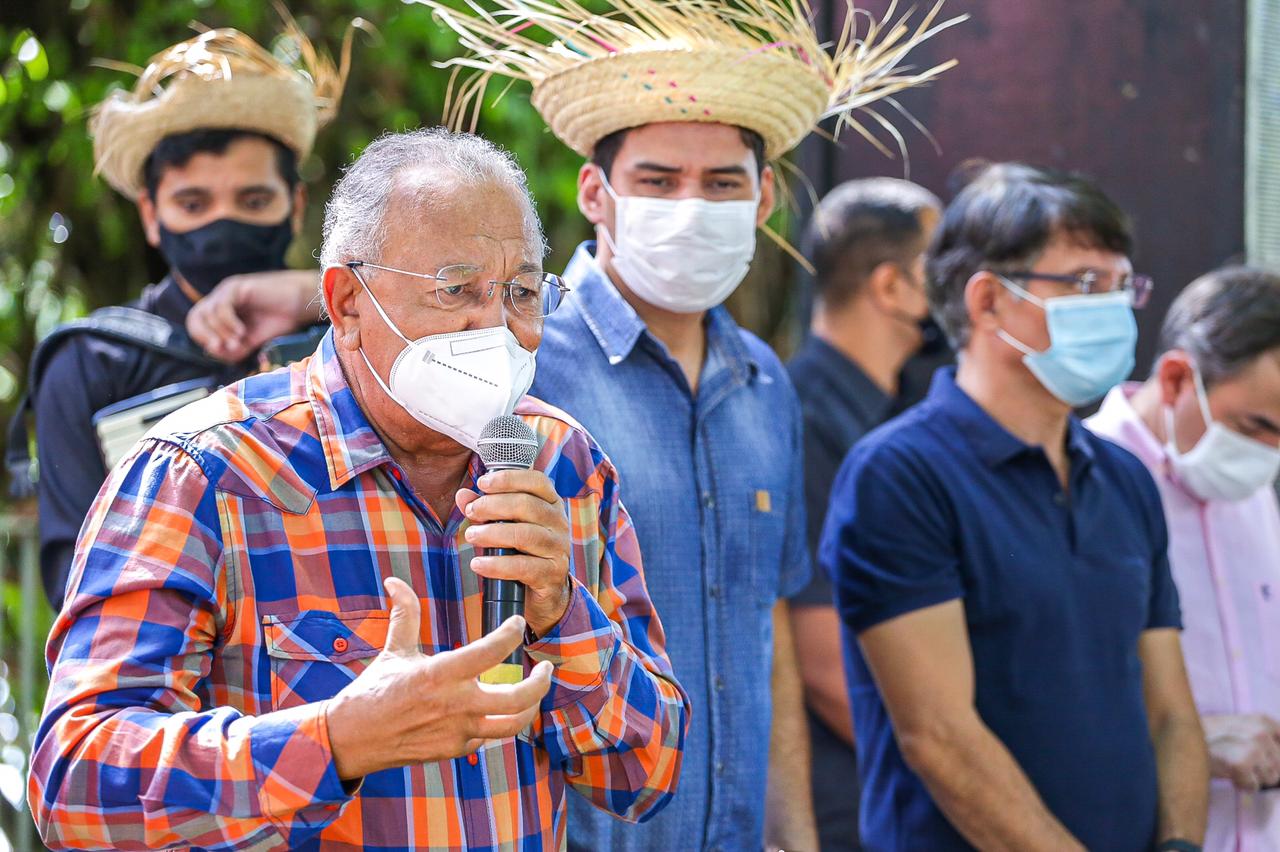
[{"xmin": 29, "ymin": 331, "xmax": 689, "ymax": 851}]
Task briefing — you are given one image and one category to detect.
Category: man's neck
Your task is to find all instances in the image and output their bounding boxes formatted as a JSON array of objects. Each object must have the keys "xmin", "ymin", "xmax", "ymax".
[
  {"xmin": 594, "ymin": 238, "xmax": 708, "ymax": 393},
  {"xmin": 955, "ymin": 351, "xmax": 1074, "ymax": 485},
  {"xmin": 338, "ymin": 350, "xmax": 474, "ymax": 520},
  {"xmin": 1128, "ymin": 378, "xmax": 1169, "ymax": 445},
  {"xmin": 811, "ymin": 301, "xmax": 914, "ymax": 396}
]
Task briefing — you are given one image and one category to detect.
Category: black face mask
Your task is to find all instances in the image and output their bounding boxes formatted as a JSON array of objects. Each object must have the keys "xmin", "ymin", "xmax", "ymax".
[
  {"xmin": 158, "ymin": 216, "xmax": 294, "ymax": 296},
  {"xmin": 917, "ymin": 314, "xmax": 951, "ymax": 358}
]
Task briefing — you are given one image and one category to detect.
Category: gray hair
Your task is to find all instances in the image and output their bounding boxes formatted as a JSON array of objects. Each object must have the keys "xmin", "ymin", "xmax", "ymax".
[
  {"xmin": 1156, "ymin": 265, "xmax": 1280, "ymax": 386},
  {"xmin": 320, "ymin": 127, "xmax": 545, "ymax": 268}
]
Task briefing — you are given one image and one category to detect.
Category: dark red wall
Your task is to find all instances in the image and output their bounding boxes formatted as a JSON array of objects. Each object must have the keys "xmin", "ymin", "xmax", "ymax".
[{"xmin": 798, "ymin": 0, "xmax": 1247, "ymax": 372}]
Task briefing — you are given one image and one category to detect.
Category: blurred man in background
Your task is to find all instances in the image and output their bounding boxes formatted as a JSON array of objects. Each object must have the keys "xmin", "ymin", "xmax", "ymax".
[
  {"xmin": 787, "ymin": 177, "xmax": 941, "ymax": 851},
  {"xmin": 823, "ymin": 162, "xmax": 1207, "ymax": 850},
  {"xmin": 1088, "ymin": 266, "xmax": 1280, "ymax": 851},
  {"xmin": 6, "ymin": 24, "xmax": 335, "ymax": 607}
]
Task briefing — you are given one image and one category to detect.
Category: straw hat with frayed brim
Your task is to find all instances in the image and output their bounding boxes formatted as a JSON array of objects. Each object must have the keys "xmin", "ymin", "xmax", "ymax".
[
  {"xmin": 412, "ymin": 0, "xmax": 967, "ymax": 162},
  {"xmin": 91, "ymin": 12, "xmax": 359, "ymax": 198}
]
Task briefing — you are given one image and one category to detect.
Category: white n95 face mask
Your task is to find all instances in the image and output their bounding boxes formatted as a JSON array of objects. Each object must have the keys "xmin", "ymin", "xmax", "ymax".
[
  {"xmin": 598, "ymin": 169, "xmax": 759, "ymax": 313},
  {"xmin": 1164, "ymin": 363, "xmax": 1280, "ymax": 502},
  {"xmin": 350, "ymin": 266, "xmax": 536, "ymax": 451}
]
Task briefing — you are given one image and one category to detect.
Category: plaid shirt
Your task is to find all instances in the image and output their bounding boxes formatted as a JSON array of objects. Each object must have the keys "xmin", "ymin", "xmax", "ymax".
[{"xmin": 29, "ymin": 331, "xmax": 689, "ymax": 852}]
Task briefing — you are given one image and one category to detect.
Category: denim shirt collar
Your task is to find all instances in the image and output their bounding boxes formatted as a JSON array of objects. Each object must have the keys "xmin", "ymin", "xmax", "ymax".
[{"xmin": 563, "ymin": 241, "xmax": 760, "ymax": 382}]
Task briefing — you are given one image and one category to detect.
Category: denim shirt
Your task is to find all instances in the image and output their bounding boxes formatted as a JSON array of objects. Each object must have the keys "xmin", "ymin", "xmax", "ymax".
[{"xmin": 531, "ymin": 243, "xmax": 810, "ymax": 852}]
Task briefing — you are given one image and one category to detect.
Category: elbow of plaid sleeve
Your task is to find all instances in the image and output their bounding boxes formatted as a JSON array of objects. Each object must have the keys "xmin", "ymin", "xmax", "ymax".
[
  {"xmin": 29, "ymin": 701, "xmax": 354, "ymax": 851},
  {"xmin": 526, "ymin": 579, "xmax": 690, "ymax": 823}
]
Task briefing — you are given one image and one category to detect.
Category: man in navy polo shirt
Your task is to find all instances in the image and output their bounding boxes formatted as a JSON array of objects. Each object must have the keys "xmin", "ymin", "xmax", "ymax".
[{"xmin": 822, "ymin": 162, "xmax": 1209, "ymax": 851}]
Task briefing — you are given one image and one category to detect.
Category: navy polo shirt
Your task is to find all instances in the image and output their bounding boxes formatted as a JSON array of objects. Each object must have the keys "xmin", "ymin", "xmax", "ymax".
[{"xmin": 820, "ymin": 368, "xmax": 1181, "ymax": 852}]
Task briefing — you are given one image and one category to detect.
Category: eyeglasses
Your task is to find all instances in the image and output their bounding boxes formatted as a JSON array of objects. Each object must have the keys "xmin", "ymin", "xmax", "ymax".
[
  {"xmin": 347, "ymin": 260, "xmax": 570, "ymax": 319},
  {"xmin": 1000, "ymin": 270, "xmax": 1153, "ymax": 309}
]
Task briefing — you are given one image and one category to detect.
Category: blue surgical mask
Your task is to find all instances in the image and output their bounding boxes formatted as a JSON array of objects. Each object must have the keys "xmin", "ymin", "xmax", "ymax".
[{"xmin": 995, "ymin": 276, "xmax": 1137, "ymax": 407}]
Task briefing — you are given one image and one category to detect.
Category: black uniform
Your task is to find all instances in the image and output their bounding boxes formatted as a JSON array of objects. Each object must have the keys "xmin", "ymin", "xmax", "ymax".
[{"xmin": 29, "ymin": 276, "xmax": 242, "ymax": 608}]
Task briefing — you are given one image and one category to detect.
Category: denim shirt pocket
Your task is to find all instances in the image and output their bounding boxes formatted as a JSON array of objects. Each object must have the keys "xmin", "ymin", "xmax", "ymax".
[
  {"xmin": 262, "ymin": 610, "xmax": 389, "ymax": 711},
  {"xmin": 747, "ymin": 487, "xmax": 787, "ymax": 607}
]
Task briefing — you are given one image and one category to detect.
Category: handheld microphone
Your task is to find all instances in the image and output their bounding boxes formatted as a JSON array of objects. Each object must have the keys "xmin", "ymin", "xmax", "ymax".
[{"xmin": 475, "ymin": 415, "xmax": 540, "ymax": 685}]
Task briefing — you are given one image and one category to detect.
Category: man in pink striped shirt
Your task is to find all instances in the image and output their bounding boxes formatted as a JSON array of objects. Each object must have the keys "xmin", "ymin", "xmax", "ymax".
[{"xmin": 1088, "ymin": 266, "xmax": 1280, "ymax": 852}]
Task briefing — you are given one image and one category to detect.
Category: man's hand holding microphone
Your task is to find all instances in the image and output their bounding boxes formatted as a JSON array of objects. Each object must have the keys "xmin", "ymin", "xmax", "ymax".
[{"xmin": 325, "ymin": 416, "xmax": 573, "ymax": 780}]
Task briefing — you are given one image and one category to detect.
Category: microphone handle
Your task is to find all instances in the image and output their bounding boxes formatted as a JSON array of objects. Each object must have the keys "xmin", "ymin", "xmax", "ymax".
[{"xmin": 482, "ymin": 546, "xmax": 526, "ymax": 668}]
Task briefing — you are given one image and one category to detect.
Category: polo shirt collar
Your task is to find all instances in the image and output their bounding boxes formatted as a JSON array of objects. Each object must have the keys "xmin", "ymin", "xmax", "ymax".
[
  {"xmin": 563, "ymin": 240, "xmax": 760, "ymax": 382},
  {"xmin": 306, "ymin": 329, "xmax": 394, "ymax": 490},
  {"xmin": 930, "ymin": 367, "xmax": 1095, "ymax": 469}
]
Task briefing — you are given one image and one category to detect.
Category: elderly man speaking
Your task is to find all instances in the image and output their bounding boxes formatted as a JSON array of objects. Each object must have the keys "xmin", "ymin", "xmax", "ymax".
[{"xmin": 28, "ymin": 128, "xmax": 690, "ymax": 851}]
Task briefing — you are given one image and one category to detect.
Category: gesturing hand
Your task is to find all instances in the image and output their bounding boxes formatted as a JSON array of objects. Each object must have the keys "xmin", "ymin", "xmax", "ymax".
[
  {"xmin": 186, "ymin": 269, "xmax": 321, "ymax": 363},
  {"xmin": 325, "ymin": 577, "xmax": 553, "ymax": 780},
  {"xmin": 457, "ymin": 469, "xmax": 572, "ymax": 637},
  {"xmin": 1204, "ymin": 713, "xmax": 1280, "ymax": 791}
]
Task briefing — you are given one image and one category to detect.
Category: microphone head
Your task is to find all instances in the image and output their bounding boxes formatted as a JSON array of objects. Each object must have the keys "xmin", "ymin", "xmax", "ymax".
[{"xmin": 477, "ymin": 415, "xmax": 539, "ymax": 471}]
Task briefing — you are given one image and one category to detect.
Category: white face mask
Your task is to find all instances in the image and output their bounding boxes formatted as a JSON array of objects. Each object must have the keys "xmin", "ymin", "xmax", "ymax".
[
  {"xmin": 1163, "ymin": 363, "xmax": 1280, "ymax": 502},
  {"xmin": 350, "ymin": 266, "xmax": 536, "ymax": 451},
  {"xmin": 597, "ymin": 168, "xmax": 759, "ymax": 313}
]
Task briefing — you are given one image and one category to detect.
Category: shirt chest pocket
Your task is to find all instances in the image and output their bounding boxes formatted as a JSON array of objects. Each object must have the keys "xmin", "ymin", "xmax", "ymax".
[
  {"xmin": 262, "ymin": 610, "xmax": 389, "ymax": 711},
  {"xmin": 747, "ymin": 488, "xmax": 787, "ymax": 607}
]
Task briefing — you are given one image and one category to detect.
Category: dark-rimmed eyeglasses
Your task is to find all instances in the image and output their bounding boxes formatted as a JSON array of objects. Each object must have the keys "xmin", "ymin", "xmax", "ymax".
[
  {"xmin": 347, "ymin": 260, "xmax": 570, "ymax": 319},
  {"xmin": 1000, "ymin": 270, "xmax": 1153, "ymax": 309}
]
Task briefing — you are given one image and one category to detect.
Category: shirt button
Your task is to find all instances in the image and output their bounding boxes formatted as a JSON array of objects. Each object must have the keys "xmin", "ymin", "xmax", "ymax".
[
  {"xmin": 715, "ymin": 761, "xmax": 725, "ymax": 777},
  {"xmin": 1053, "ymin": 492, "xmax": 1067, "ymax": 507},
  {"xmin": 708, "ymin": 585, "xmax": 721, "ymax": 600},
  {"xmin": 467, "ymin": 753, "xmax": 479, "ymax": 766},
  {"xmin": 702, "ymin": 491, "xmax": 715, "ymax": 508},
  {"xmin": 714, "ymin": 675, "xmax": 725, "ymax": 692},
  {"xmin": 332, "ymin": 637, "xmax": 349, "ymax": 653}
]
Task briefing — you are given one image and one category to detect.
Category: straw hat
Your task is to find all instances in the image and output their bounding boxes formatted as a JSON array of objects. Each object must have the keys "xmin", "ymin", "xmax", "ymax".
[
  {"xmin": 414, "ymin": 0, "xmax": 966, "ymax": 161},
  {"xmin": 91, "ymin": 15, "xmax": 354, "ymax": 198}
]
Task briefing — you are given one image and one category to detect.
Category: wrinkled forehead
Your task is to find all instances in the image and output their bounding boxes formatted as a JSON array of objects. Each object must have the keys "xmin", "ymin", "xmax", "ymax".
[{"xmin": 379, "ymin": 168, "xmax": 542, "ymax": 270}]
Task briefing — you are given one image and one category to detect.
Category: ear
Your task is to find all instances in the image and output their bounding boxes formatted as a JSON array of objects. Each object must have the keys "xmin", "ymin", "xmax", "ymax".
[
  {"xmin": 1155, "ymin": 350, "xmax": 1195, "ymax": 408},
  {"xmin": 865, "ymin": 261, "xmax": 904, "ymax": 313},
  {"xmin": 324, "ymin": 264, "xmax": 362, "ymax": 352},
  {"xmin": 577, "ymin": 162, "xmax": 609, "ymax": 226},
  {"xmin": 962, "ymin": 270, "xmax": 1002, "ymax": 338},
  {"xmin": 756, "ymin": 164, "xmax": 777, "ymax": 228},
  {"xmin": 290, "ymin": 183, "xmax": 307, "ymax": 235},
  {"xmin": 137, "ymin": 191, "xmax": 161, "ymax": 248}
]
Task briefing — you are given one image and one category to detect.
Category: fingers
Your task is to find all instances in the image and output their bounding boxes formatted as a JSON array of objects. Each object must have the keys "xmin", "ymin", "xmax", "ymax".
[
  {"xmin": 188, "ymin": 291, "xmax": 249, "ymax": 362},
  {"xmin": 470, "ymin": 702, "xmax": 542, "ymax": 741},
  {"xmin": 463, "ymin": 490, "xmax": 564, "ymax": 527},
  {"xmin": 455, "ymin": 488, "xmax": 481, "ymax": 517},
  {"xmin": 466, "ymin": 521, "xmax": 563, "ymax": 561},
  {"xmin": 1263, "ymin": 714, "xmax": 1280, "ymax": 745},
  {"xmin": 470, "ymin": 553, "xmax": 560, "ymax": 588},
  {"xmin": 471, "ymin": 660, "xmax": 553, "ymax": 715},
  {"xmin": 383, "ymin": 577, "xmax": 423, "ymax": 656},
  {"xmin": 476, "ymin": 469, "xmax": 559, "ymax": 504},
  {"xmin": 434, "ymin": 615, "xmax": 528, "ymax": 680}
]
